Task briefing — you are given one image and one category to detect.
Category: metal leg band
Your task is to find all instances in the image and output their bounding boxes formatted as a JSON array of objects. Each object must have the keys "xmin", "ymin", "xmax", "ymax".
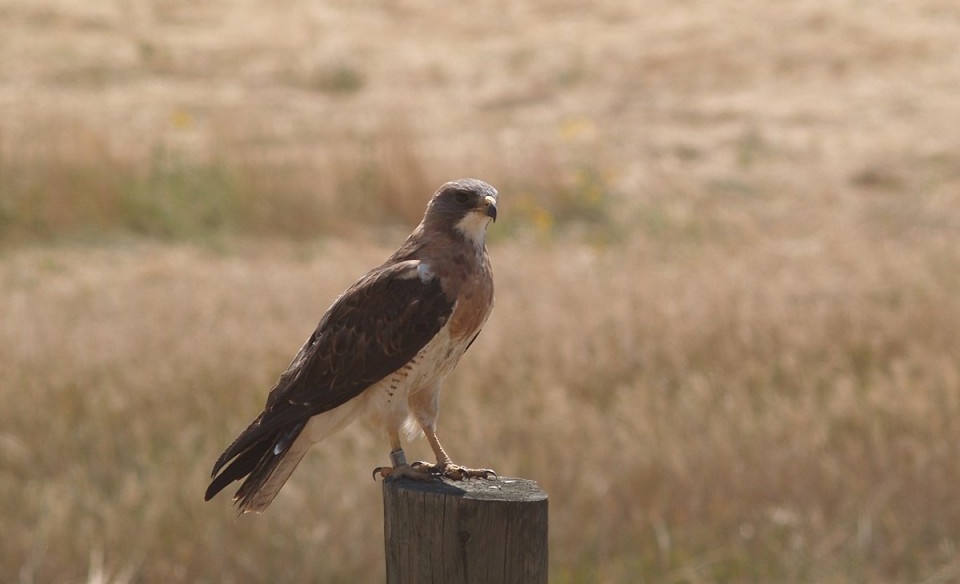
[{"xmin": 390, "ymin": 449, "xmax": 407, "ymax": 467}]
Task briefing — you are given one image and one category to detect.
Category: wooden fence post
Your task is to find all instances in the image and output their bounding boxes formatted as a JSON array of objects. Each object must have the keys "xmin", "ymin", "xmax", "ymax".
[{"xmin": 383, "ymin": 476, "xmax": 548, "ymax": 584}]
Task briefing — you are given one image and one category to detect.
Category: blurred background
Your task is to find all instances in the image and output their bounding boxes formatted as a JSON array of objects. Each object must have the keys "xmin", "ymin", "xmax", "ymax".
[{"xmin": 2, "ymin": 0, "xmax": 960, "ymax": 582}]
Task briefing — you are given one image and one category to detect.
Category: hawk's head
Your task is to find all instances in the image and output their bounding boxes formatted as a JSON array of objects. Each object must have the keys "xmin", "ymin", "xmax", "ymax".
[{"xmin": 424, "ymin": 179, "xmax": 498, "ymax": 244}]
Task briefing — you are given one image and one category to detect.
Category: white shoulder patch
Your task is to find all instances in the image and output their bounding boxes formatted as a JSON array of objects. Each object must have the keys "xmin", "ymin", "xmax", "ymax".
[
  {"xmin": 417, "ymin": 262, "xmax": 435, "ymax": 282},
  {"xmin": 395, "ymin": 260, "xmax": 435, "ymax": 283}
]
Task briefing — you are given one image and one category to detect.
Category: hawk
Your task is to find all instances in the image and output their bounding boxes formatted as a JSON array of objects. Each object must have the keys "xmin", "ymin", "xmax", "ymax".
[{"xmin": 205, "ymin": 178, "xmax": 499, "ymax": 513}]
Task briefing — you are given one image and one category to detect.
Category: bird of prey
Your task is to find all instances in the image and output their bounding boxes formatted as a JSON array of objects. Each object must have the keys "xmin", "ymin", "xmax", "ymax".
[{"xmin": 205, "ymin": 178, "xmax": 499, "ymax": 513}]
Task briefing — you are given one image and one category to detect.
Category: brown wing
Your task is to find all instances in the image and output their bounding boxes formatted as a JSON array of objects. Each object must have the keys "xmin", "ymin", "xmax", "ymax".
[{"xmin": 208, "ymin": 259, "xmax": 453, "ymax": 484}]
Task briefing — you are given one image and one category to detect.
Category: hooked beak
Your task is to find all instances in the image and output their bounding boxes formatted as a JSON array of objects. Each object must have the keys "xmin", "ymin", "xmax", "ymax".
[{"xmin": 482, "ymin": 195, "xmax": 498, "ymax": 222}]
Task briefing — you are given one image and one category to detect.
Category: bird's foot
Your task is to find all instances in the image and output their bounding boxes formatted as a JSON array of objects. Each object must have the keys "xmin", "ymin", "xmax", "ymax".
[
  {"xmin": 410, "ymin": 461, "xmax": 497, "ymax": 481},
  {"xmin": 372, "ymin": 463, "xmax": 437, "ymax": 482},
  {"xmin": 373, "ymin": 449, "xmax": 438, "ymax": 481}
]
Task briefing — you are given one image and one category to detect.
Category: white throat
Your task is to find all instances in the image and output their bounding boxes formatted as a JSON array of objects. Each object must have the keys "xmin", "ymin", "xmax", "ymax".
[{"xmin": 454, "ymin": 213, "xmax": 492, "ymax": 247}]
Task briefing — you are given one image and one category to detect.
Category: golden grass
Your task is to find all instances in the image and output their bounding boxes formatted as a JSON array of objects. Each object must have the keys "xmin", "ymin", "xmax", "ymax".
[
  {"xmin": 3, "ymin": 210, "xmax": 960, "ymax": 582},
  {"xmin": 3, "ymin": 0, "xmax": 960, "ymax": 582}
]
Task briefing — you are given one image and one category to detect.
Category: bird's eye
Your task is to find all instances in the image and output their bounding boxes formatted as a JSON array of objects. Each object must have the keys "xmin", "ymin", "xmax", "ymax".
[{"xmin": 454, "ymin": 192, "xmax": 471, "ymax": 205}]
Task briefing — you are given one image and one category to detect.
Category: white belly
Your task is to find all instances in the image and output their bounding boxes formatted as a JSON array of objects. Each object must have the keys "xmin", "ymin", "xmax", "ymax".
[{"xmin": 363, "ymin": 322, "xmax": 470, "ymax": 434}]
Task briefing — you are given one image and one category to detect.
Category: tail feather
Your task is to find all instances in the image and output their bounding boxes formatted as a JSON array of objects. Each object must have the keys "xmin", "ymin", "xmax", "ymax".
[
  {"xmin": 234, "ymin": 437, "xmax": 311, "ymax": 513},
  {"xmin": 204, "ymin": 441, "xmax": 266, "ymax": 502},
  {"xmin": 206, "ymin": 399, "xmax": 366, "ymax": 513},
  {"xmin": 205, "ymin": 421, "xmax": 308, "ymax": 513}
]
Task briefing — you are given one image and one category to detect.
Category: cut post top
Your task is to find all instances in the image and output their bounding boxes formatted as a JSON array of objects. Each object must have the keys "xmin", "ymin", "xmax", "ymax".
[{"xmin": 384, "ymin": 476, "xmax": 547, "ymax": 503}]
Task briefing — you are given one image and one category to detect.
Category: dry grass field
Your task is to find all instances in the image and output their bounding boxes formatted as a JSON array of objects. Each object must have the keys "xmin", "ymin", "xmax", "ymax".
[{"xmin": 3, "ymin": 0, "xmax": 960, "ymax": 582}]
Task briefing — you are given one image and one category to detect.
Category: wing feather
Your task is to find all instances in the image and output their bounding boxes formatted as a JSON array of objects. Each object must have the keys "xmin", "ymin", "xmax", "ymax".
[{"xmin": 209, "ymin": 259, "xmax": 453, "ymax": 480}]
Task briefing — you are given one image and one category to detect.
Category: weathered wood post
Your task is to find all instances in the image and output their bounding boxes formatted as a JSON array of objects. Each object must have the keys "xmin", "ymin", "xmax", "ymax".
[{"xmin": 383, "ymin": 477, "xmax": 548, "ymax": 584}]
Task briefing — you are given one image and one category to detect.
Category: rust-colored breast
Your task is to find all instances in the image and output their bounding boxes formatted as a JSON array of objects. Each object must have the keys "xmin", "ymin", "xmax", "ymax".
[{"xmin": 448, "ymin": 268, "xmax": 494, "ymax": 342}]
